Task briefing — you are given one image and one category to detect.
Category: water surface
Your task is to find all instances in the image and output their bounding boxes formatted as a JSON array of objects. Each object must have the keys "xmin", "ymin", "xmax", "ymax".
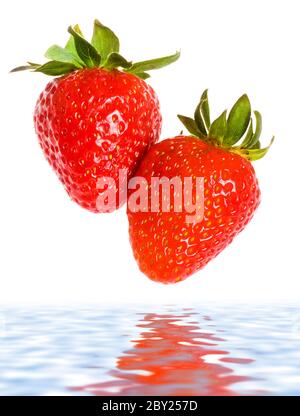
[{"xmin": 0, "ymin": 304, "xmax": 299, "ymax": 395}]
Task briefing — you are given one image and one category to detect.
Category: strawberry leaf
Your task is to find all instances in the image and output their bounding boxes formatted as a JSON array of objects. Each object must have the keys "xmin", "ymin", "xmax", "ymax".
[
  {"xmin": 209, "ymin": 110, "xmax": 227, "ymax": 144},
  {"xmin": 128, "ymin": 51, "xmax": 180, "ymax": 73},
  {"xmin": 177, "ymin": 115, "xmax": 205, "ymax": 138},
  {"xmin": 223, "ymin": 94, "xmax": 251, "ymax": 146},
  {"xmin": 236, "ymin": 137, "xmax": 274, "ymax": 161},
  {"xmin": 248, "ymin": 111, "xmax": 262, "ymax": 148},
  {"xmin": 68, "ymin": 26, "xmax": 101, "ymax": 68},
  {"xmin": 10, "ymin": 64, "xmax": 37, "ymax": 73},
  {"xmin": 194, "ymin": 92, "xmax": 209, "ymax": 135},
  {"xmin": 91, "ymin": 19, "xmax": 120, "ymax": 62},
  {"xmin": 34, "ymin": 61, "xmax": 77, "ymax": 76},
  {"xmin": 240, "ymin": 119, "xmax": 253, "ymax": 148},
  {"xmin": 65, "ymin": 25, "xmax": 84, "ymax": 57},
  {"xmin": 201, "ymin": 89, "xmax": 210, "ymax": 128},
  {"xmin": 195, "ymin": 89, "xmax": 210, "ymax": 133},
  {"xmin": 134, "ymin": 72, "xmax": 150, "ymax": 80},
  {"xmin": 250, "ymin": 140, "xmax": 261, "ymax": 149},
  {"xmin": 45, "ymin": 45, "xmax": 83, "ymax": 68},
  {"xmin": 12, "ymin": 21, "xmax": 180, "ymax": 77},
  {"xmin": 178, "ymin": 90, "xmax": 274, "ymax": 162},
  {"xmin": 105, "ymin": 53, "xmax": 132, "ymax": 69}
]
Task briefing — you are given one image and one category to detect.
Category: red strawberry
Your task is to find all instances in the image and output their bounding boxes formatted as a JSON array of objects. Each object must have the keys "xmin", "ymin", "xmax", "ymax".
[
  {"xmin": 12, "ymin": 21, "xmax": 179, "ymax": 212},
  {"xmin": 127, "ymin": 91, "xmax": 273, "ymax": 283}
]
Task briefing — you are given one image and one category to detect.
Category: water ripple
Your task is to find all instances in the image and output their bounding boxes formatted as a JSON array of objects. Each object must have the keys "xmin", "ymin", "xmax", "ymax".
[{"xmin": 0, "ymin": 304, "xmax": 299, "ymax": 395}]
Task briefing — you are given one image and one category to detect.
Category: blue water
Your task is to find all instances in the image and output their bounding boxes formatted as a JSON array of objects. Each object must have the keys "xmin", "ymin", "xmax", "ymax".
[{"xmin": 0, "ymin": 304, "xmax": 300, "ymax": 396}]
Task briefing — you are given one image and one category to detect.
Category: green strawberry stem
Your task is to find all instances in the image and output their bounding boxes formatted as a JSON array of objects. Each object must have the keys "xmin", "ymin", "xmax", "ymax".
[
  {"xmin": 178, "ymin": 90, "xmax": 274, "ymax": 161},
  {"xmin": 11, "ymin": 20, "xmax": 180, "ymax": 78}
]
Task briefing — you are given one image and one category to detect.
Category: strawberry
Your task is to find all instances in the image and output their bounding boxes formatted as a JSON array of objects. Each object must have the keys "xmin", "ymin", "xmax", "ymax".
[
  {"xmin": 12, "ymin": 21, "xmax": 179, "ymax": 212},
  {"xmin": 127, "ymin": 91, "xmax": 273, "ymax": 283}
]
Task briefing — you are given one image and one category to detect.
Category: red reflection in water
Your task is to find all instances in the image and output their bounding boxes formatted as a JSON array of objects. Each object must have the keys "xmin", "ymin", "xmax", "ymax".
[{"xmin": 71, "ymin": 311, "xmax": 254, "ymax": 396}]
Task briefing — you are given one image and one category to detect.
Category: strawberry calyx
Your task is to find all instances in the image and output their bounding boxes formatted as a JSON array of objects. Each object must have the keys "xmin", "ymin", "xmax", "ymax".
[
  {"xmin": 11, "ymin": 20, "xmax": 180, "ymax": 79},
  {"xmin": 178, "ymin": 90, "xmax": 274, "ymax": 161}
]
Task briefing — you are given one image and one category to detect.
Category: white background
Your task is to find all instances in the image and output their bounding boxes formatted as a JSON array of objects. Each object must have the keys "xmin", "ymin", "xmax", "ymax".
[{"xmin": 0, "ymin": 0, "xmax": 299, "ymax": 304}]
